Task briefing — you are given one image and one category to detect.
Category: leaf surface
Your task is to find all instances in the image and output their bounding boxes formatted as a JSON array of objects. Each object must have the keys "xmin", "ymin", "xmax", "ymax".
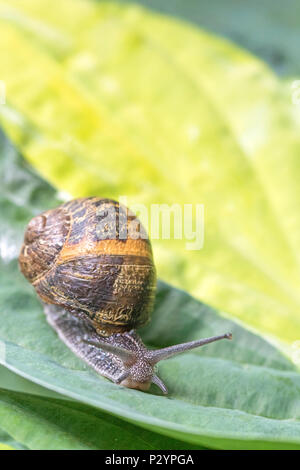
[{"xmin": 0, "ymin": 388, "xmax": 199, "ymax": 450}]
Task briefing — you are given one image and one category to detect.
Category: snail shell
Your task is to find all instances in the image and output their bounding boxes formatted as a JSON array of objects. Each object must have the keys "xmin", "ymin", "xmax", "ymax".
[{"xmin": 19, "ymin": 197, "xmax": 156, "ymax": 336}]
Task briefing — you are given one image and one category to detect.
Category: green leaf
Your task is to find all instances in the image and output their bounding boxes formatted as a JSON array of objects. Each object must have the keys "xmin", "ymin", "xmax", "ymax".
[
  {"xmin": 0, "ymin": 363, "xmax": 63, "ymax": 399},
  {"xmin": 1, "ymin": 134, "xmax": 300, "ymax": 449},
  {"xmin": 0, "ymin": 425, "xmax": 26, "ymax": 449},
  {"xmin": 0, "ymin": 388, "xmax": 199, "ymax": 450},
  {"xmin": 0, "ymin": 0, "xmax": 300, "ymax": 344}
]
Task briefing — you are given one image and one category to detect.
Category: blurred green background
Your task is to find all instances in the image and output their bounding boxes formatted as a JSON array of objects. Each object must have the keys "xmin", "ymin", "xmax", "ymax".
[{"xmin": 115, "ymin": 0, "xmax": 300, "ymax": 77}]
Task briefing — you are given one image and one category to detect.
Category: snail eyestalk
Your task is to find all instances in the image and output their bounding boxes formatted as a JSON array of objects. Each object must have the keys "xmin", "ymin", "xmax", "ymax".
[{"xmin": 147, "ymin": 332, "xmax": 233, "ymax": 365}]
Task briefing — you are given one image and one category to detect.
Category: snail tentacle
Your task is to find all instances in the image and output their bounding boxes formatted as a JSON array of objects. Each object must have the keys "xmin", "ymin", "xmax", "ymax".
[
  {"xmin": 83, "ymin": 338, "xmax": 135, "ymax": 364},
  {"xmin": 115, "ymin": 369, "xmax": 131, "ymax": 384},
  {"xmin": 151, "ymin": 375, "xmax": 168, "ymax": 395},
  {"xmin": 147, "ymin": 333, "xmax": 232, "ymax": 364}
]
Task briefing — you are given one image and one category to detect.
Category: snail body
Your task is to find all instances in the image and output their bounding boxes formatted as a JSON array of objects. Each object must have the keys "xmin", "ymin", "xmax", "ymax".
[{"xmin": 19, "ymin": 197, "xmax": 231, "ymax": 394}]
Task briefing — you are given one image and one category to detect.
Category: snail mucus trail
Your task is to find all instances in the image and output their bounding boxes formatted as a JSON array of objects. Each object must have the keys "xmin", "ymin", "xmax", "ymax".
[{"xmin": 19, "ymin": 197, "xmax": 232, "ymax": 394}]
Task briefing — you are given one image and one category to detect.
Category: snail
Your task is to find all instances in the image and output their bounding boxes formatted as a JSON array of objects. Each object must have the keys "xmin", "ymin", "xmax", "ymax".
[{"xmin": 19, "ymin": 197, "xmax": 232, "ymax": 394}]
